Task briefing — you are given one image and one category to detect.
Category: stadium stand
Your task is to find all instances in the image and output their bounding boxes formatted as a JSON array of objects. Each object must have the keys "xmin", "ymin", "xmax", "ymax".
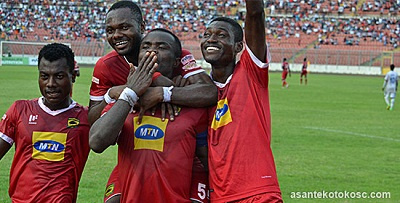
[{"xmin": 1, "ymin": 0, "xmax": 399, "ymax": 66}]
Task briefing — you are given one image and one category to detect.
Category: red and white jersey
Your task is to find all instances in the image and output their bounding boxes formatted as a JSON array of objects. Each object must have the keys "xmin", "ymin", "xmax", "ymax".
[
  {"xmin": 282, "ymin": 61, "xmax": 289, "ymax": 72},
  {"xmin": 302, "ymin": 61, "xmax": 308, "ymax": 71},
  {"xmin": 0, "ymin": 98, "xmax": 90, "ymax": 203},
  {"xmin": 90, "ymin": 49, "xmax": 205, "ymax": 101},
  {"xmin": 190, "ymin": 157, "xmax": 210, "ymax": 203},
  {"xmin": 74, "ymin": 60, "xmax": 79, "ymax": 71},
  {"xmin": 117, "ymin": 108, "xmax": 208, "ymax": 202},
  {"xmin": 208, "ymin": 46, "xmax": 281, "ymax": 202}
]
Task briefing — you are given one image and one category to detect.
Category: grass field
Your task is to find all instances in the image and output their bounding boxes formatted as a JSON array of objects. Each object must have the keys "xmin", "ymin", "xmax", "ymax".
[{"xmin": 0, "ymin": 65, "xmax": 398, "ymax": 203}]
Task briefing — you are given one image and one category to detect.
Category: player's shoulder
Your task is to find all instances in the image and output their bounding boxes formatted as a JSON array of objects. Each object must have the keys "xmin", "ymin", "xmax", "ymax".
[
  {"xmin": 13, "ymin": 98, "xmax": 38, "ymax": 108},
  {"xmin": 98, "ymin": 50, "xmax": 121, "ymax": 63},
  {"xmin": 73, "ymin": 103, "xmax": 89, "ymax": 113}
]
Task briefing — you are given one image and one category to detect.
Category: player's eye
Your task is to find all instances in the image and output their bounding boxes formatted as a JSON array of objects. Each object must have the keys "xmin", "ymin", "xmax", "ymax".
[
  {"xmin": 106, "ymin": 29, "xmax": 114, "ymax": 35},
  {"xmin": 40, "ymin": 74, "xmax": 48, "ymax": 80}
]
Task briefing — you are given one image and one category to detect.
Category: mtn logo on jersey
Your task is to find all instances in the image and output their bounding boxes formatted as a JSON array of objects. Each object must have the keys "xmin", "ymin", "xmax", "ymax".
[
  {"xmin": 211, "ymin": 98, "xmax": 232, "ymax": 130},
  {"xmin": 33, "ymin": 140, "xmax": 65, "ymax": 152},
  {"xmin": 67, "ymin": 118, "xmax": 80, "ymax": 128},
  {"xmin": 135, "ymin": 125, "xmax": 164, "ymax": 140},
  {"xmin": 32, "ymin": 131, "xmax": 67, "ymax": 161},
  {"xmin": 133, "ymin": 116, "xmax": 168, "ymax": 152}
]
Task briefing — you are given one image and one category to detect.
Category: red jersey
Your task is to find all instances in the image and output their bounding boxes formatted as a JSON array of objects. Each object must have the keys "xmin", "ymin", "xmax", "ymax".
[
  {"xmin": 90, "ymin": 49, "xmax": 204, "ymax": 101},
  {"xmin": 0, "ymin": 98, "xmax": 90, "ymax": 203},
  {"xmin": 190, "ymin": 157, "xmax": 210, "ymax": 203},
  {"xmin": 104, "ymin": 165, "xmax": 121, "ymax": 203},
  {"xmin": 302, "ymin": 61, "xmax": 308, "ymax": 71},
  {"xmin": 104, "ymin": 157, "xmax": 209, "ymax": 203},
  {"xmin": 117, "ymin": 108, "xmax": 208, "ymax": 202},
  {"xmin": 208, "ymin": 46, "xmax": 281, "ymax": 202},
  {"xmin": 282, "ymin": 61, "xmax": 289, "ymax": 72}
]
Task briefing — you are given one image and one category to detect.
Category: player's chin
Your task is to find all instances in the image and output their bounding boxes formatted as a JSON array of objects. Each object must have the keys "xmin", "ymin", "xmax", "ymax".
[
  {"xmin": 203, "ymin": 56, "xmax": 220, "ymax": 65},
  {"xmin": 114, "ymin": 46, "xmax": 131, "ymax": 56}
]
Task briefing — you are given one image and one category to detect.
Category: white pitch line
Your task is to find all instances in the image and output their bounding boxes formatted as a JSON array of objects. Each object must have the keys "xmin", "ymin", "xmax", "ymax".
[{"xmin": 303, "ymin": 126, "xmax": 400, "ymax": 142}]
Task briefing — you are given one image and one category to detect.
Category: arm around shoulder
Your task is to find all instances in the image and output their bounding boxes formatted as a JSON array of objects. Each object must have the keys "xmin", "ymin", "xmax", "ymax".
[{"xmin": 171, "ymin": 72, "xmax": 217, "ymax": 107}]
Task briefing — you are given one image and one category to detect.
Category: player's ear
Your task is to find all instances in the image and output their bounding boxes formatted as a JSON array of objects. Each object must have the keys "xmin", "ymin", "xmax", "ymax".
[
  {"xmin": 173, "ymin": 57, "xmax": 181, "ymax": 69},
  {"xmin": 71, "ymin": 71, "xmax": 77, "ymax": 83},
  {"xmin": 234, "ymin": 41, "xmax": 243, "ymax": 54}
]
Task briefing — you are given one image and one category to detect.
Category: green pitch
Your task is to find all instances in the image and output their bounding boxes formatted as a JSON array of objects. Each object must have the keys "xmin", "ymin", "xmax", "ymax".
[{"xmin": 0, "ymin": 65, "xmax": 398, "ymax": 202}]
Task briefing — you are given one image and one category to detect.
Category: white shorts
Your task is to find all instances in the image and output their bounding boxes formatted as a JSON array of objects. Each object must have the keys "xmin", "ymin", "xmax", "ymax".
[{"xmin": 384, "ymin": 90, "xmax": 396, "ymax": 98}]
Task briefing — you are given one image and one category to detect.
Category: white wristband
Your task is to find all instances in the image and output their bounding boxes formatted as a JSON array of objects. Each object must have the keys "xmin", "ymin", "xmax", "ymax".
[
  {"xmin": 118, "ymin": 87, "xmax": 139, "ymax": 107},
  {"xmin": 104, "ymin": 88, "xmax": 116, "ymax": 104},
  {"xmin": 162, "ymin": 86, "xmax": 174, "ymax": 102}
]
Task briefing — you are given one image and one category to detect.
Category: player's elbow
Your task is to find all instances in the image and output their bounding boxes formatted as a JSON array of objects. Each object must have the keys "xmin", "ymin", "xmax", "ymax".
[{"xmin": 89, "ymin": 132, "xmax": 107, "ymax": 153}]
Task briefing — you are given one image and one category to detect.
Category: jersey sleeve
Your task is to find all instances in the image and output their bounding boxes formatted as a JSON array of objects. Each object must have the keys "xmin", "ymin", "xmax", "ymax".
[
  {"xmin": 240, "ymin": 45, "xmax": 270, "ymax": 87},
  {"xmin": 90, "ymin": 59, "xmax": 112, "ymax": 102},
  {"xmin": 0, "ymin": 102, "xmax": 19, "ymax": 145},
  {"xmin": 243, "ymin": 44, "xmax": 271, "ymax": 69},
  {"xmin": 104, "ymin": 165, "xmax": 121, "ymax": 203},
  {"xmin": 178, "ymin": 49, "xmax": 205, "ymax": 79}
]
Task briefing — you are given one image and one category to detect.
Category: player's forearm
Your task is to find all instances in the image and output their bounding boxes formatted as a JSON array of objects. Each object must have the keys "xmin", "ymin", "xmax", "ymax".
[
  {"xmin": 152, "ymin": 75, "xmax": 174, "ymax": 87},
  {"xmin": 88, "ymin": 100, "xmax": 108, "ymax": 125},
  {"xmin": 245, "ymin": 0, "xmax": 266, "ymax": 61},
  {"xmin": 89, "ymin": 100, "xmax": 131, "ymax": 153},
  {"xmin": 0, "ymin": 139, "xmax": 12, "ymax": 160},
  {"xmin": 171, "ymin": 84, "xmax": 217, "ymax": 107}
]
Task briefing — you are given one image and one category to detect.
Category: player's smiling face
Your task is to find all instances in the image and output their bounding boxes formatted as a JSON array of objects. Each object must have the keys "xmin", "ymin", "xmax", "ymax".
[
  {"xmin": 38, "ymin": 57, "xmax": 74, "ymax": 110},
  {"xmin": 201, "ymin": 21, "xmax": 236, "ymax": 65},
  {"xmin": 106, "ymin": 8, "xmax": 142, "ymax": 58}
]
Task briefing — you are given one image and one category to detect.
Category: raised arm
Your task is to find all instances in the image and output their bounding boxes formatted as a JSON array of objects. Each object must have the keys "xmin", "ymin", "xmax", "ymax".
[{"xmin": 245, "ymin": 0, "xmax": 266, "ymax": 62}]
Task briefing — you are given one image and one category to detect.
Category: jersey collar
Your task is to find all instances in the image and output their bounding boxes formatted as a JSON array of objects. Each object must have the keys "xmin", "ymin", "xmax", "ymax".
[{"xmin": 38, "ymin": 96, "xmax": 77, "ymax": 116}]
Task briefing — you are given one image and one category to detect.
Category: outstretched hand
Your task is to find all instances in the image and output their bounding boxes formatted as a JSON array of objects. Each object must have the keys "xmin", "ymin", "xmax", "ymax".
[{"xmin": 126, "ymin": 52, "xmax": 158, "ymax": 96}]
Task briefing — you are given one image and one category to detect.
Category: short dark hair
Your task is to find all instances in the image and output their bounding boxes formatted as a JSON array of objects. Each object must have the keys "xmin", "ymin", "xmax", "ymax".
[
  {"xmin": 108, "ymin": 1, "xmax": 143, "ymax": 25},
  {"xmin": 390, "ymin": 64, "xmax": 395, "ymax": 70},
  {"xmin": 283, "ymin": 58, "xmax": 287, "ymax": 61},
  {"xmin": 210, "ymin": 17, "xmax": 243, "ymax": 43},
  {"xmin": 304, "ymin": 58, "xmax": 307, "ymax": 61},
  {"xmin": 147, "ymin": 28, "xmax": 182, "ymax": 58},
  {"xmin": 38, "ymin": 43, "xmax": 75, "ymax": 73}
]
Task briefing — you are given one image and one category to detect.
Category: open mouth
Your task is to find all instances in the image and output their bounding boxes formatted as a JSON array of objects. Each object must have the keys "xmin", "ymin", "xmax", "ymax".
[
  {"xmin": 115, "ymin": 41, "xmax": 128, "ymax": 49},
  {"xmin": 205, "ymin": 46, "xmax": 221, "ymax": 53}
]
